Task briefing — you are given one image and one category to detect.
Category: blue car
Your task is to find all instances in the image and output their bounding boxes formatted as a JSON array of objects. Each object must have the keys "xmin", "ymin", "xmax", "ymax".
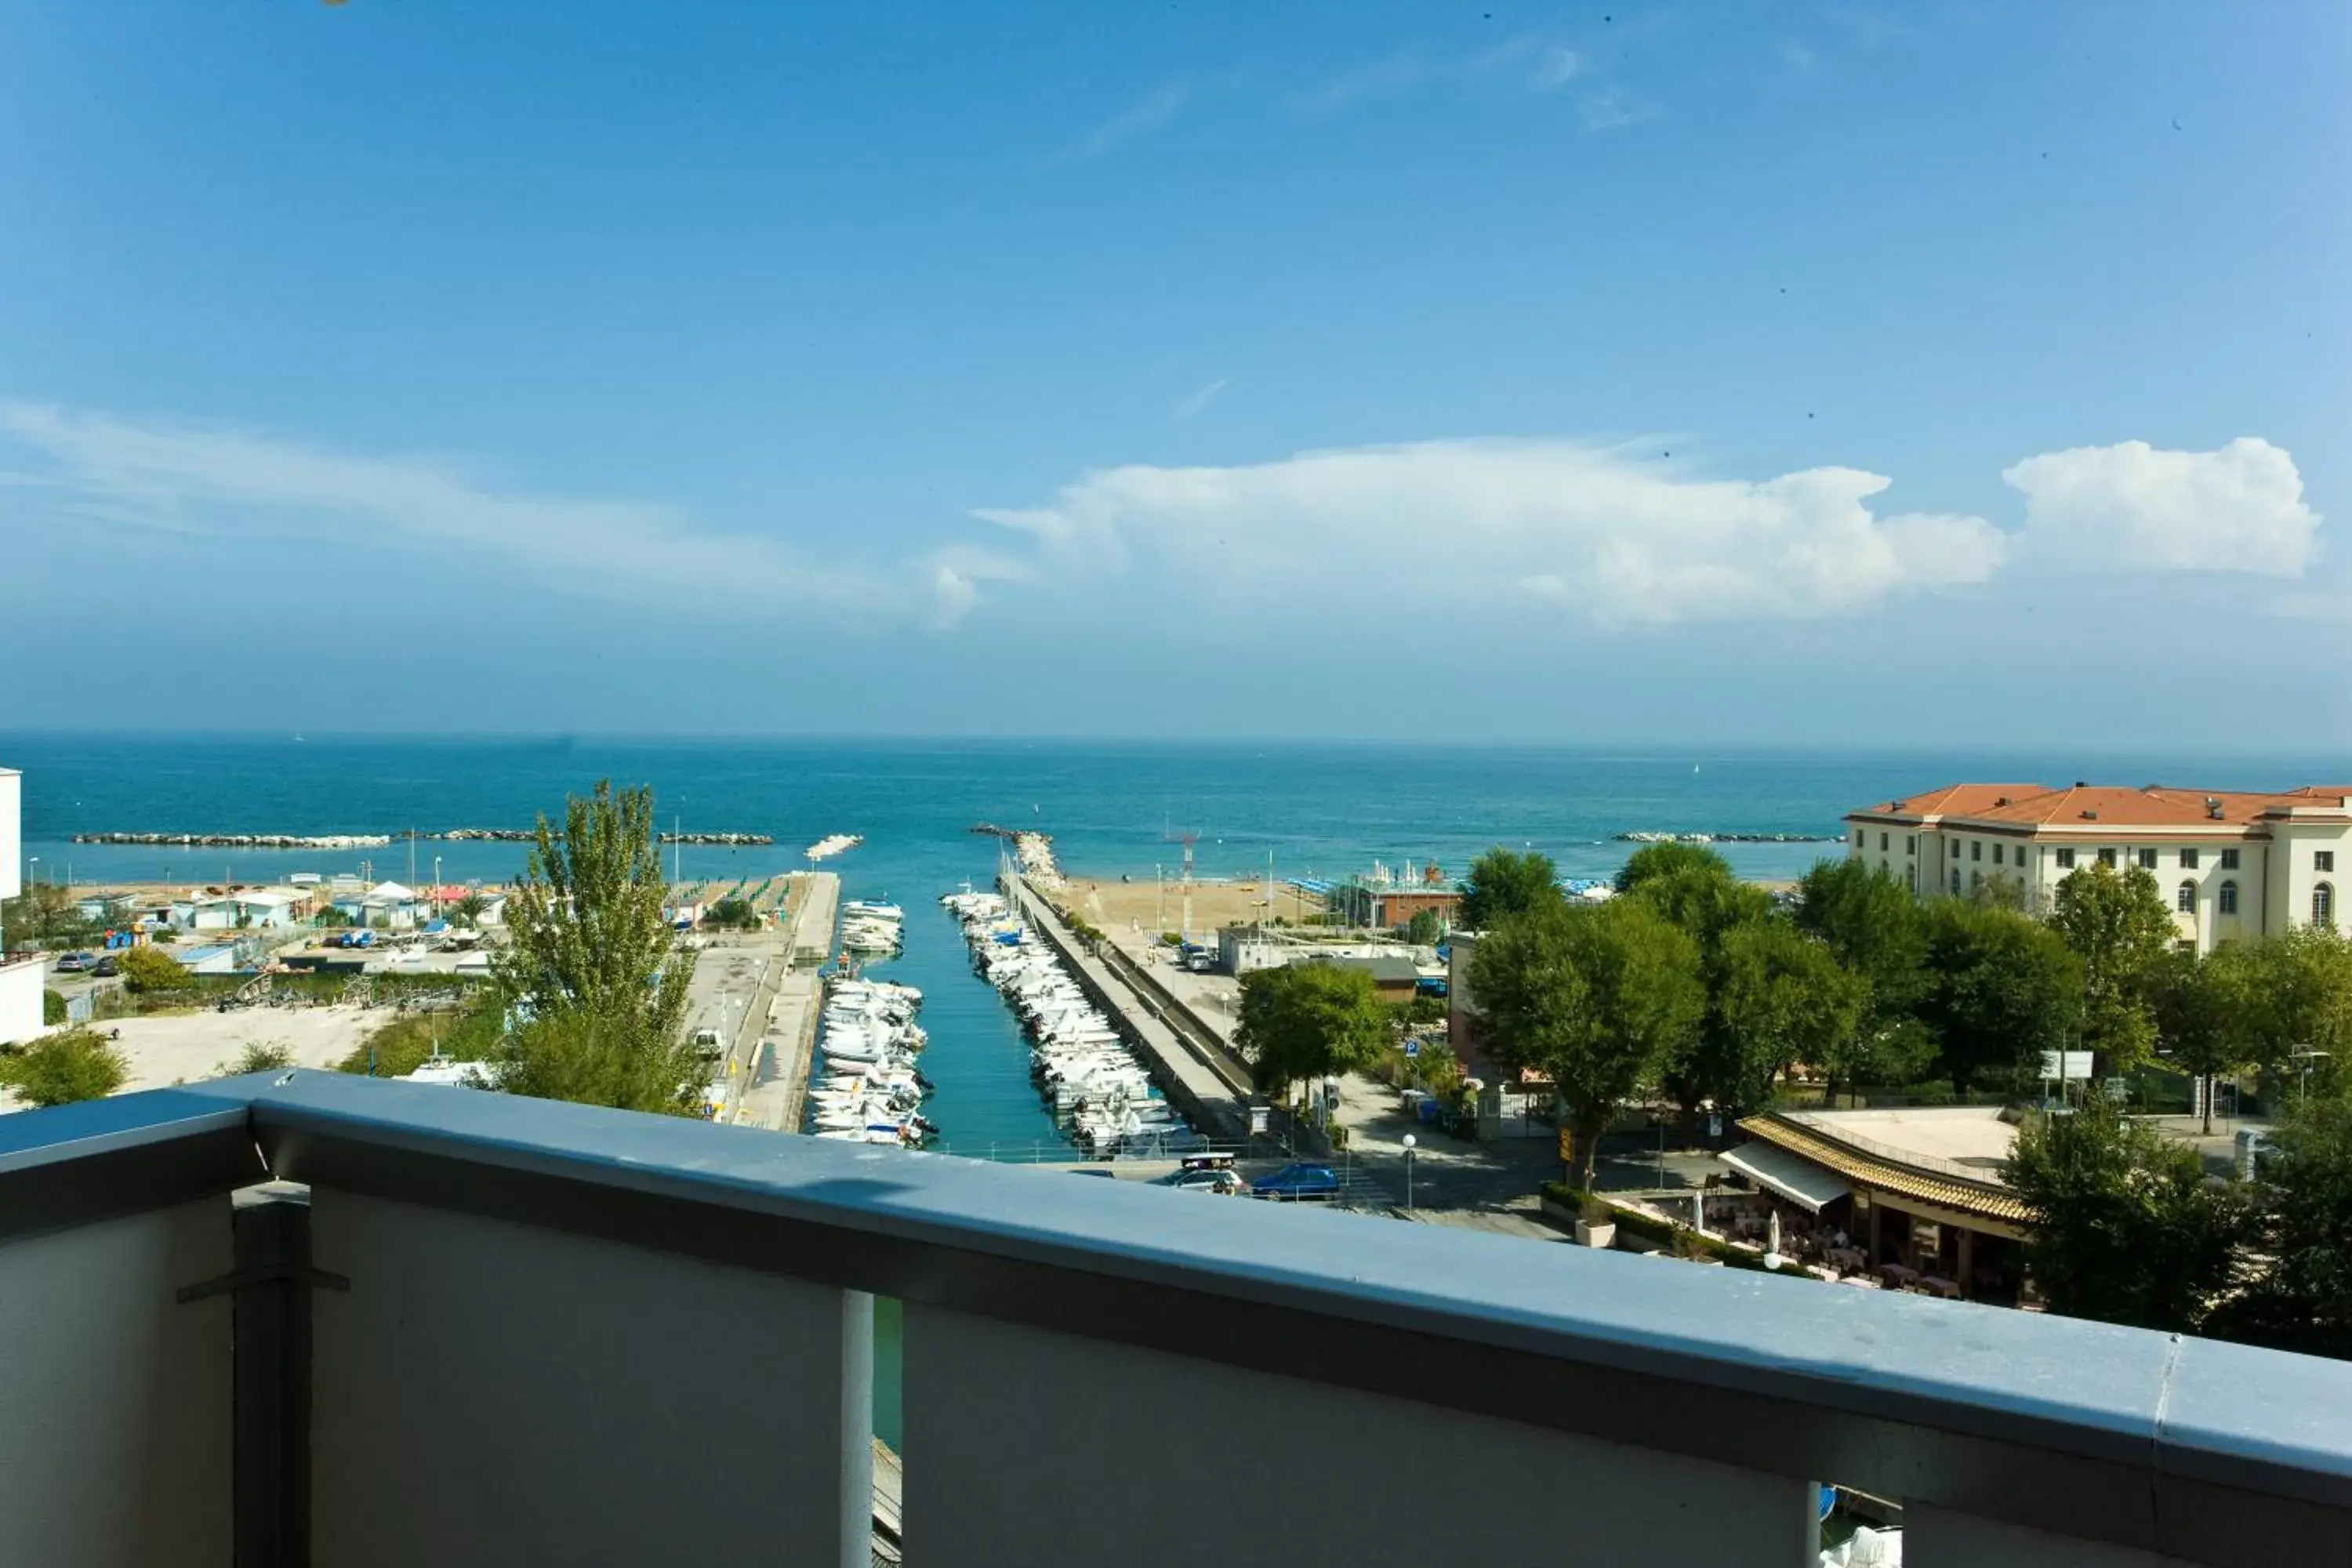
[{"xmin": 1250, "ymin": 1162, "xmax": 1340, "ymax": 1202}]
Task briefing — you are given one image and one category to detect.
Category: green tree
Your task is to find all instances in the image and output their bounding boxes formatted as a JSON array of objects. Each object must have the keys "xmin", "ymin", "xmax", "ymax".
[
  {"xmin": 1634, "ymin": 864, "xmax": 1775, "ymax": 953},
  {"xmin": 2004, "ymin": 1098, "xmax": 2245, "ymax": 1332},
  {"xmin": 0, "ymin": 1029, "xmax": 128, "ymax": 1107},
  {"xmin": 2151, "ymin": 946, "xmax": 2252, "ymax": 1134},
  {"xmin": 706, "ymin": 897, "xmax": 760, "ymax": 931},
  {"xmin": 1614, "ymin": 841, "xmax": 1733, "ymax": 894},
  {"xmin": 1469, "ymin": 897, "xmax": 1704, "ymax": 1188},
  {"xmin": 1692, "ymin": 920, "xmax": 1865, "ymax": 1117},
  {"xmin": 490, "ymin": 780, "xmax": 699, "ymax": 1115},
  {"xmin": 2049, "ymin": 860, "xmax": 2177, "ymax": 1076},
  {"xmin": 1404, "ymin": 907, "xmax": 1444, "ymax": 946},
  {"xmin": 1795, "ymin": 858, "xmax": 1929, "ymax": 1016},
  {"xmin": 2206, "ymin": 1089, "xmax": 2352, "ymax": 1359},
  {"xmin": 1234, "ymin": 960, "xmax": 1390, "ymax": 1098},
  {"xmin": 1408, "ymin": 1040, "xmax": 1465, "ymax": 1102},
  {"xmin": 494, "ymin": 1007, "xmax": 706, "ymax": 1116},
  {"xmin": 1795, "ymin": 858, "xmax": 1936, "ymax": 1102},
  {"xmin": 1970, "ymin": 870, "xmax": 2028, "ymax": 911},
  {"xmin": 1921, "ymin": 900, "xmax": 2082, "ymax": 1096},
  {"xmin": 1457, "ymin": 848, "xmax": 1563, "ymax": 931},
  {"xmin": 2224, "ymin": 927, "xmax": 2352, "ymax": 1080},
  {"xmin": 116, "ymin": 945, "xmax": 191, "ymax": 994},
  {"xmin": 2, "ymin": 883, "xmax": 104, "ymax": 948}
]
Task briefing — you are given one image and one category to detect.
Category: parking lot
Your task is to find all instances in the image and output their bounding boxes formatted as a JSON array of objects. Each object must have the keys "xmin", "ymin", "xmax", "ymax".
[{"xmin": 65, "ymin": 1006, "xmax": 400, "ymax": 1095}]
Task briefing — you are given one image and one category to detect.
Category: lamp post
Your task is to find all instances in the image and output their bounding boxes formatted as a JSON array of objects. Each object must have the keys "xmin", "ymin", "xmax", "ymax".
[{"xmin": 1402, "ymin": 1133, "xmax": 1417, "ymax": 1212}]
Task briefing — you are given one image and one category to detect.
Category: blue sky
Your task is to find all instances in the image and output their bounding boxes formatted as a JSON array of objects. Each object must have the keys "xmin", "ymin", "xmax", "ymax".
[{"xmin": 1, "ymin": 2, "xmax": 2344, "ymax": 744}]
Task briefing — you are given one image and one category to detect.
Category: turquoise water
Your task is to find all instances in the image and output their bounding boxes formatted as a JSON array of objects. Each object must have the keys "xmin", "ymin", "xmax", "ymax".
[
  {"xmin": 13, "ymin": 733, "xmax": 2351, "ymax": 1448},
  {"xmin": 16, "ymin": 733, "xmax": 2352, "ymax": 1156}
]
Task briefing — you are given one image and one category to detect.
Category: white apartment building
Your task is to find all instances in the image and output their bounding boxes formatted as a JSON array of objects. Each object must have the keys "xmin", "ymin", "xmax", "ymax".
[
  {"xmin": 1844, "ymin": 782, "xmax": 2352, "ymax": 954},
  {"xmin": 0, "ymin": 766, "xmax": 45, "ymax": 1044}
]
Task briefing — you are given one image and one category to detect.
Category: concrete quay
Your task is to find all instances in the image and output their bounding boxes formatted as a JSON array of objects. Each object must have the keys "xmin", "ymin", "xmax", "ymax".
[
  {"xmin": 1007, "ymin": 876, "xmax": 1246, "ymax": 1139},
  {"xmin": 732, "ymin": 871, "xmax": 837, "ymax": 1132}
]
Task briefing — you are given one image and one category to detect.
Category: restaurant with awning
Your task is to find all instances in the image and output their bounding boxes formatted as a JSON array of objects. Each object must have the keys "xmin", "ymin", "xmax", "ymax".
[
  {"xmin": 1727, "ymin": 1108, "xmax": 2031, "ymax": 1304},
  {"xmin": 1720, "ymin": 1140, "xmax": 1851, "ymax": 1213}
]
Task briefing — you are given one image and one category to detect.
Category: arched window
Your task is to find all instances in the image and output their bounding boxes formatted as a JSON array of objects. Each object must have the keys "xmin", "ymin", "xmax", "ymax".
[
  {"xmin": 2219, "ymin": 880, "xmax": 2238, "ymax": 915},
  {"xmin": 2317, "ymin": 883, "xmax": 2336, "ymax": 928},
  {"xmin": 2177, "ymin": 880, "xmax": 2196, "ymax": 913}
]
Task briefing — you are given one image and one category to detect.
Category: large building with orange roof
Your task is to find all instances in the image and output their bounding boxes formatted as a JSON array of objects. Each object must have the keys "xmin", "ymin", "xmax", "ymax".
[{"xmin": 1843, "ymin": 780, "xmax": 2352, "ymax": 953}]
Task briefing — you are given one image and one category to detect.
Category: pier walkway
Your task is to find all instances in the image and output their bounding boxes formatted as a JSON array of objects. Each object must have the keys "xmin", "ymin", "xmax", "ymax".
[
  {"xmin": 1008, "ymin": 876, "xmax": 1246, "ymax": 1138},
  {"xmin": 735, "ymin": 871, "xmax": 838, "ymax": 1132},
  {"xmin": 789, "ymin": 870, "xmax": 840, "ymax": 966}
]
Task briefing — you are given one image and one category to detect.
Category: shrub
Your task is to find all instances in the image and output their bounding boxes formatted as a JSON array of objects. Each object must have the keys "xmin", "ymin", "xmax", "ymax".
[
  {"xmin": 42, "ymin": 989, "xmax": 68, "ymax": 1025},
  {"xmin": 213, "ymin": 1040, "xmax": 295, "ymax": 1077},
  {"xmin": 116, "ymin": 946, "xmax": 191, "ymax": 993},
  {"xmin": 1, "ymin": 1029, "xmax": 128, "ymax": 1107}
]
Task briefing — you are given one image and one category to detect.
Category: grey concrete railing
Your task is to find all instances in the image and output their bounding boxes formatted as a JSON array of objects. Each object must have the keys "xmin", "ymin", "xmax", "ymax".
[{"xmin": 2, "ymin": 1072, "xmax": 2350, "ymax": 1567}]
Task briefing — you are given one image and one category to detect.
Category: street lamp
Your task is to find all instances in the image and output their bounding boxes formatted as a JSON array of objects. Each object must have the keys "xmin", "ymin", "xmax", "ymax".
[{"xmin": 1402, "ymin": 1133, "xmax": 1417, "ymax": 1212}]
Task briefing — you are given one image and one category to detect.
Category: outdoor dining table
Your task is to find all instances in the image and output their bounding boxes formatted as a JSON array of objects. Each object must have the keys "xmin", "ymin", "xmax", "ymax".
[{"xmin": 1828, "ymin": 1247, "xmax": 1867, "ymax": 1272}]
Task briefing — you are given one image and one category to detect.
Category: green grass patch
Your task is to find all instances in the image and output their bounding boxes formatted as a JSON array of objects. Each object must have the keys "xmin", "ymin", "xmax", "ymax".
[{"xmin": 339, "ymin": 993, "xmax": 505, "ymax": 1078}]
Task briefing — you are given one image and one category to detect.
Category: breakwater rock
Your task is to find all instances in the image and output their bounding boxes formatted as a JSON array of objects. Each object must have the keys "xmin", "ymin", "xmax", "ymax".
[
  {"xmin": 1615, "ymin": 831, "xmax": 1837, "ymax": 844},
  {"xmin": 74, "ymin": 832, "xmax": 394, "ymax": 849},
  {"xmin": 76, "ymin": 827, "xmax": 773, "ymax": 848}
]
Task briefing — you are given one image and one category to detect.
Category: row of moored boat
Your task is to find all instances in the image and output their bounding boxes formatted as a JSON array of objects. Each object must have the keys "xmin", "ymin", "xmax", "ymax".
[
  {"xmin": 943, "ymin": 888, "xmax": 1196, "ymax": 1158},
  {"xmin": 808, "ymin": 976, "xmax": 935, "ymax": 1147},
  {"xmin": 840, "ymin": 898, "xmax": 905, "ymax": 956}
]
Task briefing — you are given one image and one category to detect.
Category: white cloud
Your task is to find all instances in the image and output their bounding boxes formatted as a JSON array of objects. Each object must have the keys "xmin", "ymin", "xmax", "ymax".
[
  {"xmin": 1172, "ymin": 378, "xmax": 1227, "ymax": 420},
  {"xmin": 1290, "ymin": 54, "xmax": 1426, "ymax": 116},
  {"xmin": 973, "ymin": 438, "xmax": 2005, "ymax": 626},
  {"xmin": 1064, "ymin": 80, "xmax": 1191, "ymax": 162},
  {"xmin": 0, "ymin": 402, "xmax": 972, "ymax": 623},
  {"xmin": 2003, "ymin": 437, "xmax": 2320, "ymax": 576},
  {"xmin": 1530, "ymin": 48, "xmax": 1584, "ymax": 90},
  {"xmin": 1578, "ymin": 85, "xmax": 1657, "ymax": 131}
]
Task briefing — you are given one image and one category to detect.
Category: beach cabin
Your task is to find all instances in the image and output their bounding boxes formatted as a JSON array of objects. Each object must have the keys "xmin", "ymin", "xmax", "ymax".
[
  {"xmin": 175, "ymin": 890, "xmax": 303, "ymax": 931},
  {"xmin": 74, "ymin": 891, "xmax": 136, "ymax": 924},
  {"xmin": 334, "ymin": 881, "xmax": 430, "ymax": 931}
]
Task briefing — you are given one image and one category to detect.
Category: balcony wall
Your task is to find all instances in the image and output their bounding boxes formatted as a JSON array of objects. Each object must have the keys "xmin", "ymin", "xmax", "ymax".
[{"xmin": 1, "ymin": 1073, "xmax": 2348, "ymax": 1568}]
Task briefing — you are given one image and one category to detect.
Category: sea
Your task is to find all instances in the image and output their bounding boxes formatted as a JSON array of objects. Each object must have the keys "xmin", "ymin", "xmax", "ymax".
[{"xmin": 11, "ymin": 733, "xmax": 2349, "ymax": 1445}]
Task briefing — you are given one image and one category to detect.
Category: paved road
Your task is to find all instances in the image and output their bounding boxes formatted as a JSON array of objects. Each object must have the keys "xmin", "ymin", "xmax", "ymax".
[{"xmin": 678, "ymin": 932, "xmax": 786, "ymax": 1119}]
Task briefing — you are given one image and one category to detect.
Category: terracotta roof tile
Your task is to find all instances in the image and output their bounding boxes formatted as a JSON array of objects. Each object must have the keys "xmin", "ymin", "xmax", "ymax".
[
  {"xmin": 1853, "ymin": 781, "xmax": 2347, "ymax": 832},
  {"xmin": 1738, "ymin": 1115, "xmax": 2030, "ymax": 1229}
]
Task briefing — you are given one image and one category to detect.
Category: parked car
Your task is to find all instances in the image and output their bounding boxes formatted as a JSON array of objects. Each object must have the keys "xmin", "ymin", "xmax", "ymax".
[
  {"xmin": 1152, "ymin": 1167, "xmax": 1244, "ymax": 1196},
  {"xmin": 1250, "ymin": 1163, "xmax": 1341, "ymax": 1202},
  {"xmin": 54, "ymin": 951, "xmax": 93, "ymax": 973},
  {"xmin": 91, "ymin": 957, "xmax": 119, "ymax": 978}
]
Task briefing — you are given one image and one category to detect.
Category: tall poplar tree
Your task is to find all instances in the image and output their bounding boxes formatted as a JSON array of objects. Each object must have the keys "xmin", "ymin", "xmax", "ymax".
[{"xmin": 491, "ymin": 780, "xmax": 702, "ymax": 1115}]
